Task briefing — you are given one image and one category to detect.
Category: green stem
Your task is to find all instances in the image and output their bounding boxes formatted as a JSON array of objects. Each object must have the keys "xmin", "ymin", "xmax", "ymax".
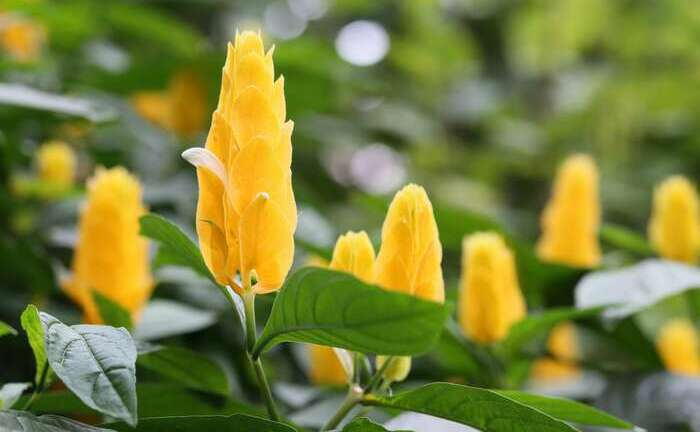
[
  {"xmin": 242, "ymin": 289, "xmax": 280, "ymax": 421},
  {"xmin": 23, "ymin": 361, "xmax": 49, "ymax": 411},
  {"xmin": 321, "ymin": 387, "xmax": 362, "ymax": 431},
  {"xmin": 363, "ymin": 356, "xmax": 393, "ymax": 395}
]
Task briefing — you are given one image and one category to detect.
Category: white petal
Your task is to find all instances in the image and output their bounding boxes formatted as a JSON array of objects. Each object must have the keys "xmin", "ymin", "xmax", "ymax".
[
  {"xmin": 182, "ymin": 148, "xmax": 227, "ymax": 185},
  {"xmin": 332, "ymin": 348, "xmax": 354, "ymax": 382}
]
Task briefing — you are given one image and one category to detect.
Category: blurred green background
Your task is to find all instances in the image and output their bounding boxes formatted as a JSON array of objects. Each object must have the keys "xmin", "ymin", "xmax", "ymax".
[{"xmin": 1, "ymin": 0, "xmax": 700, "ymax": 422}]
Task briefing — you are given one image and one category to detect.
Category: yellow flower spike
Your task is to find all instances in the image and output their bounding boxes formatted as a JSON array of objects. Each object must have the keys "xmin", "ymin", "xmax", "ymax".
[
  {"xmin": 182, "ymin": 30, "xmax": 295, "ymax": 294},
  {"xmin": 531, "ymin": 322, "xmax": 580, "ymax": 381},
  {"xmin": 374, "ymin": 184, "xmax": 444, "ymax": 303},
  {"xmin": 0, "ymin": 16, "xmax": 45, "ymax": 62},
  {"xmin": 537, "ymin": 154, "xmax": 601, "ymax": 268},
  {"xmin": 308, "ymin": 344, "xmax": 348, "ymax": 386},
  {"xmin": 36, "ymin": 140, "xmax": 76, "ymax": 190},
  {"xmin": 459, "ymin": 232, "xmax": 526, "ymax": 344},
  {"xmin": 63, "ymin": 167, "xmax": 153, "ymax": 324},
  {"xmin": 648, "ymin": 176, "xmax": 700, "ymax": 264},
  {"xmin": 656, "ymin": 319, "xmax": 700, "ymax": 376},
  {"xmin": 330, "ymin": 231, "xmax": 376, "ymax": 284},
  {"xmin": 376, "ymin": 356, "xmax": 412, "ymax": 384}
]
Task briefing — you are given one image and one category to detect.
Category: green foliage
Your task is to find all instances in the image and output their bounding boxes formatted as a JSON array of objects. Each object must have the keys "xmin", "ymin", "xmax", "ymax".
[
  {"xmin": 20, "ymin": 305, "xmax": 46, "ymax": 385},
  {"xmin": 0, "ymin": 410, "xmax": 113, "ymax": 432},
  {"xmin": 92, "ymin": 291, "xmax": 133, "ymax": 329},
  {"xmin": 0, "ymin": 320, "xmax": 17, "ymax": 337},
  {"xmin": 253, "ymin": 267, "xmax": 449, "ymax": 357},
  {"xmin": 0, "ymin": 383, "xmax": 31, "ymax": 410},
  {"xmin": 108, "ymin": 414, "xmax": 296, "ymax": 432}
]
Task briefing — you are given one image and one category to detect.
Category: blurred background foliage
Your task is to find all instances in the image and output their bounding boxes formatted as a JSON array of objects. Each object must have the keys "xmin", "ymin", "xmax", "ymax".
[{"xmin": 2, "ymin": 0, "xmax": 700, "ymax": 428}]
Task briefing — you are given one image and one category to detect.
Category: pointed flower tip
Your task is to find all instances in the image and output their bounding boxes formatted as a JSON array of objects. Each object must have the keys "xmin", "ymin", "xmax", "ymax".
[{"xmin": 182, "ymin": 148, "xmax": 227, "ymax": 184}]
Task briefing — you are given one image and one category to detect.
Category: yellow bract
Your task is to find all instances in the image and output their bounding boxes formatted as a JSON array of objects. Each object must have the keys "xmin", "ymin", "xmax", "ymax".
[
  {"xmin": 330, "ymin": 231, "xmax": 376, "ymax": 284},
  {"xmin": 36, "ymin": 140, "xmax": 76, "ymax": 190},
  {"xmin": 376, "ymin": 355, "xmax": 411, "ymax": 383},
  {"xmin": 648, "ymin": 176, "xmax": 700, "ymax": 264},
  {"xmin": 183, "ymin": 31, "xmax": 295, "ymax": 294},
  {"xmin": 308, "ymin": 344, "xmax": 348, "ymax": 386},
  {"xmin": 132, "ymin": 71, "xmax": 207, "ymax": 137},
  {"xmin": 656, "ymin": 319, "xmax": 700, "ymax": 376},
  {"xmin": 374, "ymin": 184, "xmax": 444, "ymax": 303},
  {"xmin": 530, "ymin": 322, "xmax": 580, "ymax": 380},
  {"xmin": 459, "ymin": 232, "xmax": 526, "ymax": 344},
  {"xmin": 0, "ymin": 15, "xmax": 45, "ymax": 62},
  {"xmin": 537, "ymin": 154, "xmax": 601, "ymax": 268},
  {"xmin": 63, "ymin": 167, "xmax": 153, "ymax": 324}
]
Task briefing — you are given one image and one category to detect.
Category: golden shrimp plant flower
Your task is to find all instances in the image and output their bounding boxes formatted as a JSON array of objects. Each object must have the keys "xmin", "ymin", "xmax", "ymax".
[
  {"xmin": 183, "ymin": 31, "xmax": 296, "ymax": 294},
  {"xmin": 374, "ymin": 184, "xmax": 444, "ymax": 382},
  {"xmin": 537, "ymin": 154, "xmax": 601, "ymax": 268},
  {"xmin": 63, "ymin": 167, "xmax": 153, "ymax": 324},
  {"xmin": 530, "ymin": 322, "xmax": 580, "ymax": 380},
  {"xmin": 648, "ymin": 176, "xmax": 700, "ymax": 264},
  {"xmin": 36, "ymin": 140, "xmax": 76, "ymax": 190},
  {"xmin": 459, "ymin": 232, "xmax": 526, "ymax": 344},
  {"xmin": 656, "ymin": 319, "xmax": 700, "ymax": 376}
]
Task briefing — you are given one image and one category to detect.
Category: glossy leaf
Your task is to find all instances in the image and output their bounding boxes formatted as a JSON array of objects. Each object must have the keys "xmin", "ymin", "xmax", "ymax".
[
  {"xmin": 496, "ymin": 391, "xmax": 632, "ymax": 429},
  {"xmin": 139, "ymin": 213, "xmax": 217, "ymax": 285},
  {"xmin": 108, "ymin": 414, "xmax": 296, "ymax": 432},
  {"xmin": 342, "ymin": 417, "xmax": 394, "ymax": 431},
  {"xmin": 137, "ymin": 345, "xmax": 229, "ymax": 396},
  {"xmin": 133, "ymin": 299, "xmax": 217, "ymax": 340},
  {"xmin": 0, "ymin": 410, "xmax": 114, "ymax": 432},
  {"xmin": 600, "ymin": 224, "xmax": 654, "ymax": 256},
  {"xmin": 93, "ymin": 291, "xmax": 133, "ymax": 329},
  {"xmin": 363, "ymin": 383, "xmax": 577, "ymax": 432},
  {"xmin": 253, "ymin": 267, "xmax": 449, "ymax": 357},
  {"xmin": 0, "ymin": 321, "xmax": 17, "ymax": 337},
  {"xmin": 0, "ymin": 383, "xmax": 30, "ymax": 410},
  {"xmin": 20, "ymin": 305, "xmax": 47, "ymax": 385},
  {"xmin": 40, "ymin": 312, "xmax": 138, "ymax": 426}
]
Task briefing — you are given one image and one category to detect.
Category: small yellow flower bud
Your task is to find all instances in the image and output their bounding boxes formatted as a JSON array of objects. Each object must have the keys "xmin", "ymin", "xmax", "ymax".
[
  {"xmin": 459, "ymin": 232, "xmax": 526, "ymax": 344},
  {"xmin": 0, "ymin": 16, "xmax": 45, "ymax": 62},
  {"xmin": 530, "ymin": 322, "xmax": 580, "ymax": 380},
  {"xmin": 63, "ymin": 167, "xmax": 153, "ymax": 324},
  {"xmin": 648, "ymin": 176, "xmax": 700, "ymax": 264},
  {"xmin": 374, "ymin": 184, "xmax": 444, "ymax": 303},
  {"xmin": 330, "ymin": 231, "xmax": 376, "ymax": 284},
  {"xmin": 36, "ymin": 140, "xmax": 76, "ymax": 191},
  {"xmin": 376, "ymin": 355, "xmax": 411, "ymax": 383},
  {"xmin": 308, "ymin": 344, "xmax": 348, "ymax": 386},
  {"xmin": 537, "ymin": 154, "xmax": 601, "ymax": 268},
  {"xmin": 656, "ymin": 319, "xmax": 700, "ymax": 376},
  {"xmin": 182, "ymin": 31, "xmax": 295, "ymax": 294}
]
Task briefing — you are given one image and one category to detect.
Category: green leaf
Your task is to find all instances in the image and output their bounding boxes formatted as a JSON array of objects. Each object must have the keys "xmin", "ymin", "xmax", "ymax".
[
  {"xmin": 0, "ymin": 410, "xmax": 113, "ymax": 431},
  {"xmin": 600, "ymin": 224, "xmax": 654, "ymax": 256},
  {"xmin": 363, "ymin": 383, "xmax": 577, "ymax": 432},
  {"xmin": 0, "ymin": 383, "xmax": 30, "ymax": 410},
  {"xmin": 499, "ymin": 306, "xmax": 605, "ymax": 356},
  {"xmin": 342, "ymin": 417, "xmax": 394, "ymax": 431},
  {"xmin": 20, "ymin": 305, "xmax": 47, "ymax": 385},
  {"xmin": 253, "ymin": 267, "xmax": 449, "ymax": 357},
  {"xmin": 92, "ymin": 291, "xmax": 133, "ymax": 329},
  {"xmin": 133, "ymin": 299, "xmax": 217, "ymax": 341},
  {"xmin": 137, "ymin": 345, "xmax": 230, "ymax": 396},
  {"xmin": 40, "ymin": 312, "xmax": 138, "ymax": 426},
  {"xmin": 139, "ymin": 213, "xmax": 217, "ymax": 285},
  {"xmin": 0, "ymin": 320, "xmax": 17, "ymax": 337},
  {"xmin": 108, "ymin": 414, "xmax": 296, "ymax": 432},
  {"xmin": 496, "ymin": 391, "xmax": 633, "ymax": 429}
]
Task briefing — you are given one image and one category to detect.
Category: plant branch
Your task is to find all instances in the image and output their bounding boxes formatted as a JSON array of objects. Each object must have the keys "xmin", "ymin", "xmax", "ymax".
[{"xmin": 321, "ymin": 386, "xmax": 362, "ymax": 431}]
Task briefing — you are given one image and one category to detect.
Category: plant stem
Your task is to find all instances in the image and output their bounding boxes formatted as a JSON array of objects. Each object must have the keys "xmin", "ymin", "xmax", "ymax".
[
  {"xmin": 242, "ymin": 289, "xmax": 280, "ymax": 421},
  {"xmin": 363, "ymin": 356, "xmax": 393, "ymax": 395},
  {"xmin": 321, "ymin": 386, "xmax": 362, "ymax": 431},
  {"xmin": 23, "ymin": 361, "xmax": 49, "ymax": 410}
]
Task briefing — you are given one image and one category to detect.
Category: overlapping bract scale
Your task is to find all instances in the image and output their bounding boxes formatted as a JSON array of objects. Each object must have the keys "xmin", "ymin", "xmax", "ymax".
[{"xmin": 185, "ymin": 31, "xmax": 295, "ymax": 293}]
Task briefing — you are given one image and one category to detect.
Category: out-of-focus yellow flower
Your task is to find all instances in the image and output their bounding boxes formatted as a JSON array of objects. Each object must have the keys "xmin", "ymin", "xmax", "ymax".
[
  {"xmin": 330, "ymin": 231, "xmax": 376, "ymax": 284},
  {"xmin": 656, "ymin": 319, "xmax": 700, "ymax": 376},
  {"xmin": 305, "ymin": 255, "xmax": 329, "ymax": 268},
  {"xmin": 132, "ymin": 71, "xmax": 207, "ymax": 137},
  {"xmin": 183, "ymin": 31, "xmax": 295, "ymax": 295},
  {"xmin": 648, "ymin": 176, "xmax": 700, "ymax": 264},
  {"xmin": 376, "ymin": 355, "xmax": 411, "ymax": 383},
  {"xmin": 63, "ymin": 167, "xmax": 153, "ymax": 324},
  {"xmin": 308, "ymin": 344, "xmax": 348, "ymax": 386},
  {"xmin": 459, "ymin": 232, "xmax": 526, "ymax": 344},
  {"xmin": 537, "ymin": 154, "xmax": 601, "ymax": 268},
  {"xmin": 36, "ymin": 140, "xmax": 76, "ymax": 191},
  {"xmin": 374, "ymin": 184, "xmax": 444, "ymax": 303},
  {"xmin": 0, "ymin": 15, "xmax": 45, "ymax": 62},
  {"xmin": 531, "ymin": 322, "xmax": 580, "ymax": 380}
]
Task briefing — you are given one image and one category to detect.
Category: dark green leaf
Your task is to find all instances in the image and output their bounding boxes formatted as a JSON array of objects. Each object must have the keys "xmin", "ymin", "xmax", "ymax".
[
  {"xmin": 20, "ymin": 305, "xmax": 46, "ymax": 385},
  {"xmin": 499, "ymin": 307, "xmax": 605, "ymax": 356},
  {"xmin": 0, "ymin": 383, "xmax": 30, "ymax": 410},
  {"xmin": 108, "ymin": 414, "xmax": 296, "ymax": 432},
  {"xmin": 93, "ymin": 292, "xmax": 133, "ymax": 329},
  {"xmin": 363, "ymin": 383, "xmax": 577, "ymax": 432},
  {"xmin": 496, "ymin": 391, "xmax": 632, "ymax": 429},
  {"xmin": 342, "ymin": 417, "xmax": 394, "ymax": 431},
  {"xmin": 253, "ymin": 267, "xmax": 449, "ymax": 357},
  {"xmin": 0, "ymin": 320, "xmax": 17, "ymax": 337},
  {"xmin": 600, "ymin": 224, "xmax": 654, "ymax": 256},
  {"xmin": 137, "ymin": 345, "xmax": 229, "ymax": 396},
  {"xmin": 40, "ymin": 312, "xmax": 138, "ymax": 426},
  {"xmin": 133, "ymin": 299, "xmax": 217, "ymax": 341},
  {"xmin": 139, "ymin": 213, "xmax": 217, "ymax": 285},
  {"xmin": 0, "ymin": 410, "xmax": 113, "ymax": 431}
]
